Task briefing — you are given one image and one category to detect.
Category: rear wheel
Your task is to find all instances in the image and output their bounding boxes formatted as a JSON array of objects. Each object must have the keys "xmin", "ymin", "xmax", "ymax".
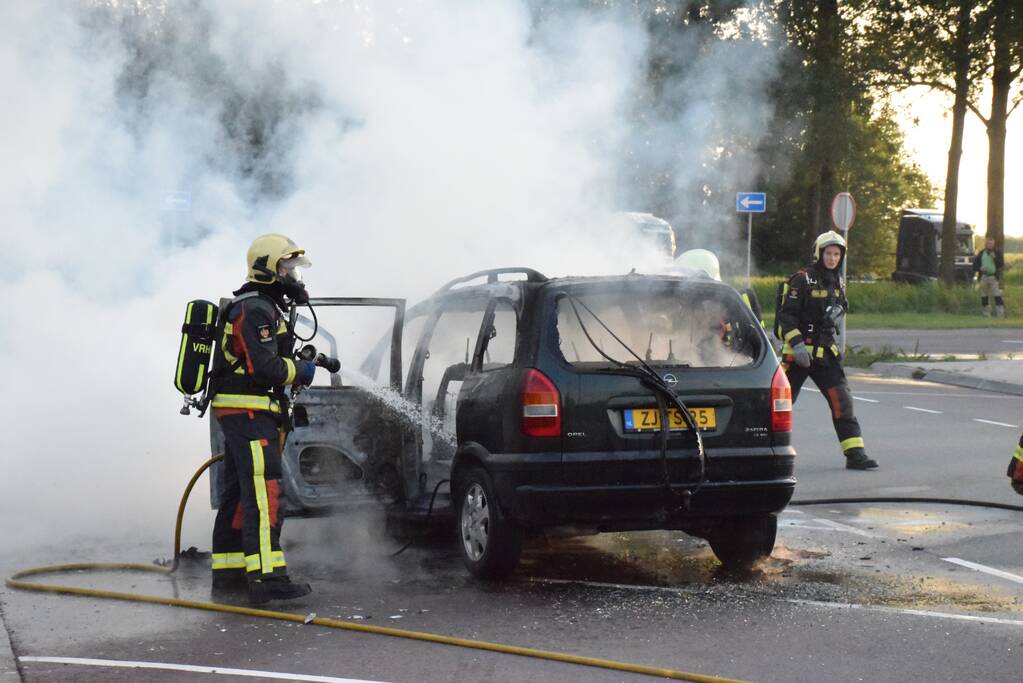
[
  {"xmin": 706, "ymin": 515, "xmax": 777, "ymax": 570},
  {"xmin": 455, "ymin": 466, "xmax": 521, "ymax": 580}
]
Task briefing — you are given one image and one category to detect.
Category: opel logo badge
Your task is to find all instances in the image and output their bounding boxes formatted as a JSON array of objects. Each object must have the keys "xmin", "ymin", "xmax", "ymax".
[{"xmin": 663, "ymin": 374, "xmax": 678, "ymax": 386}]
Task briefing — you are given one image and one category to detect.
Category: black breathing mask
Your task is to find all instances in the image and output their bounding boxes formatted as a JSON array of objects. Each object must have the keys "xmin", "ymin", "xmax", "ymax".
[{"xmin": 279, "ymin": 273, "xmax": 309, "ymax": 305}]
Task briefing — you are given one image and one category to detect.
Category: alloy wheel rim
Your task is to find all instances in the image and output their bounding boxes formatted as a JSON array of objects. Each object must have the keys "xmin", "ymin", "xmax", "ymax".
[{"xmin": 460, "ymin": 483, "xmax": 490, "ymax": 562}]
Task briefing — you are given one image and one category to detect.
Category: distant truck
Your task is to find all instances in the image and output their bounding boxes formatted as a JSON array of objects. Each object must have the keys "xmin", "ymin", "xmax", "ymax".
[
  {"xmin": 621, "ymin": 212, "xmax": 677, "ymax": 260},
  {"xmin": 891, "ymin": 208, "xmax": 975, "ymax": 284}
]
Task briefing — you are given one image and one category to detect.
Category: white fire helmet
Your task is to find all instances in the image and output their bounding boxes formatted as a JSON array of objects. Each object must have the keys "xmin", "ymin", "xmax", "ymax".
[{"xmin": 674, "ymin": 249, "xmax": 721, "ymax": 281}]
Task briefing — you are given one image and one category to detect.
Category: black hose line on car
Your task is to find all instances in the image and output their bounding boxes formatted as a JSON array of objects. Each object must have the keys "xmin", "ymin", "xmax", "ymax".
[
  {"xmin": 565, "ymin": 295, "xmax": 706, "ymax": 512},
  {"xmin": 791, "ymin": 496, "xmax": 1023, "ymax": 512},
  {"xmin": 391, "ymin": 478, "xmax": 451, "ymax": 556}
]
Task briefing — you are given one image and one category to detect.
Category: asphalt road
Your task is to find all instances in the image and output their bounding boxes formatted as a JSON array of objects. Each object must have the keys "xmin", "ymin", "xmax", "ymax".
[
  {"xmin": 847, "ymin": 327, "xmax": 1023, "ymax": 356},
  {"xmin": 3, "ymin": 374, "xmax": 1023, "ymax": 683}
]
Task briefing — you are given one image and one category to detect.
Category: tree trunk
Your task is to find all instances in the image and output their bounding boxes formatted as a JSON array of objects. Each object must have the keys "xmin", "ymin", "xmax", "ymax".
[
  {"xmin": 805, "ymin": 0, "xmax": 844, "ymax": 251},
  {"xmin": 986, "ymin": 0, "xmax": 1011, "ymax": 247},
  {"xmin": 940, "ymin": 1, "xmax": 972, "ymax": 284}
]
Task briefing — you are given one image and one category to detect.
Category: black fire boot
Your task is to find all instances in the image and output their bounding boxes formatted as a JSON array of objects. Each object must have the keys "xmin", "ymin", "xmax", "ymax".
[
  {"xmin": 248, "ymin": 576, "xmax": 312, "ymax": 605},
  {"xmin": 211, "ymin": 569, "xmax": 248, "ymax": 597},
  {"xmin": 845, "ymin": 448, "xmax": 879, "ymax": 470}
]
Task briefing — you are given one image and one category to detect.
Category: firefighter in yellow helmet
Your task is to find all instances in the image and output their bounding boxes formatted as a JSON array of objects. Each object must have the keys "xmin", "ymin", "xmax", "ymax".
[
  {"xmin": 208, "ymin": 234, "xmax": 317, "ymax": 604},
  {"xmin": 776, "ymin": 231, "xmax": 878, "ymax": 470},
  {"xmin": 673, "ymin": 248, "xmax": 763, "ymax": 321}
]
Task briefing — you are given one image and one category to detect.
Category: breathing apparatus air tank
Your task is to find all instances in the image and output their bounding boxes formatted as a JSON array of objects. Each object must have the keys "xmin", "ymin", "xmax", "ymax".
[{"xmin": 174, "ymin": 299, "xmax": 219, "ymax": 414}]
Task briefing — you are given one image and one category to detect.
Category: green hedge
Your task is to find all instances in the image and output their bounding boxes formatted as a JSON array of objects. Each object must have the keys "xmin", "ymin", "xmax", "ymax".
[{"xmin": 744, "ymin": 274, "xmax": 1023, "ymax": 316}]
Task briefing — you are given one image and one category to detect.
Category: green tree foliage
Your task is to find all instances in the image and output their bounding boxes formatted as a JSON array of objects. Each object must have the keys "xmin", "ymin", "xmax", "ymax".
[{"xmin": 750, "ymin": 1, "xmax": 937, "ymax": 276}]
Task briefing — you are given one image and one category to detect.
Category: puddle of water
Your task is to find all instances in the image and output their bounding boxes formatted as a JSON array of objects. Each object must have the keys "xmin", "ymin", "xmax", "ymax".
[
  {"xmin": 515, "ymin": 530, "xmax": 1023, "ymax": 617},
  {"xmin": 850, "ymin": 507, "xmax": 968, "ymax": 535},
  {"xmin": 866, "ymin": 575, "xmax": 1023, "ymax": 614}
]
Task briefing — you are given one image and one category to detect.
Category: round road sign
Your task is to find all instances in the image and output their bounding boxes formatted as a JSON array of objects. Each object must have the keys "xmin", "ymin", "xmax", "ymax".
[{"xmin": 831, "ymin": 192, "xmax": 856, "ymax": 231}]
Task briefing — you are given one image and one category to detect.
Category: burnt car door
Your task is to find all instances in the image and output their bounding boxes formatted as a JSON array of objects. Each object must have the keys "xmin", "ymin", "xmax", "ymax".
[
  {"xmin": 403, "ymin": 292, "xmax": 497, "ymax": 513},
  {"xmin": 209, "ymin": 297, "xmax": 411, "ymax": 513}
]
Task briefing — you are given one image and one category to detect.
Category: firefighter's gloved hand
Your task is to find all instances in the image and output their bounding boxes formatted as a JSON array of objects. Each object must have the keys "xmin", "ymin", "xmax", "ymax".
[
  {"xmin": 790, "ymin": 342, "xmax": 812, "ymax": 368},
  {"xmin": 294, "ymin": 360, "xmax": 316, "ymax": 386}
]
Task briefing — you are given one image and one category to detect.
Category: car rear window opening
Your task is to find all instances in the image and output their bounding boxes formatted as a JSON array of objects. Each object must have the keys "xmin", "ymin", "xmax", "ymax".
[{"xmin": 554, "ymin": 282, "xmax": 762, "ymax": 370}]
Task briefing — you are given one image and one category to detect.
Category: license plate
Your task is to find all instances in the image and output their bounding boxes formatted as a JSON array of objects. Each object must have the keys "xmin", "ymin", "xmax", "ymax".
[{"xmin": 623, "ymin": 407, "xmax": 716, "ymax": 432}]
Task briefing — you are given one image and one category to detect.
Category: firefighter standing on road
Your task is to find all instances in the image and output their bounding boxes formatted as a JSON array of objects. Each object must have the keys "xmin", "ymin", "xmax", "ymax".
[
  {"xmin": 209, "ymin": 233, "xmax": 318, "ymax": 604},
  {"xmin": 777, "ymin": 231, "xmax": 878, "ymax": 471}
]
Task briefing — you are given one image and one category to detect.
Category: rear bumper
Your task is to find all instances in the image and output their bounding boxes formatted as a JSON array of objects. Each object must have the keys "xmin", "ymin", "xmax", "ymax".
[
  {"xmin": 489, "ymin": 447, "xmax": 796, "ymax": 529},
  {"xmin": 508, "ymin": 480, "xmax": 795, "ymax": 529}
]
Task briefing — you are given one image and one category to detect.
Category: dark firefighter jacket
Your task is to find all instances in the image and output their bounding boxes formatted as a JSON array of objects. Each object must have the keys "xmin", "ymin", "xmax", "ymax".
[
  {"xmin": 210, "ymin": 287, "xmax": 300, "ymax": 415},
  {"xmin": 776, "ymin": 262, "xmax": 847, "ymax": 360}
]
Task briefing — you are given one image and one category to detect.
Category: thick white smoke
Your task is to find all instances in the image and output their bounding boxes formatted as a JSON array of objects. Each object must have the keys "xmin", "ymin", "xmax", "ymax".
[{"xmin": 0, "ymin": 1, "xmax": 781, "ymax": 555}]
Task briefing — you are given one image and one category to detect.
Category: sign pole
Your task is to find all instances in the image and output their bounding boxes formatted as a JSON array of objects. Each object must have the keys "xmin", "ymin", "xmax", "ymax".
[
  {"xmin": 829, "ymin": 192, "xmax": 856, "ymax": 356},
  {"xmin": 746, "ymin": 213, "xmax": 753, "ymax": 286},
  {"xmin": 841, "ymin": 228, "xmax": 849, "ymax": 355}
]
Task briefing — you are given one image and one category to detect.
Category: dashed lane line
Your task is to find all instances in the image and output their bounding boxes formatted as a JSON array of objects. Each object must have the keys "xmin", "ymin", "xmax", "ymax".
[
  {"xmin": 941, "ymin": 557, "xmax": 1023, "ymax": 585},
  {"xmin": 804, "ymin": 388, "xmax": 879, "ymax": 403},
  {"xmin": 18, "ymin": 657, "xmax": 389, "ymax": 683},
  {"xmin": 787, "ymin": 599, "xmax": 1023, "ymax": 628},
  {"xmin": 973, "ymin": 418, "xmax": 1020, "ymax": 428},
  {"xmin": 904, "ymin": 406, "xmax": 942, "ymax": 414}
]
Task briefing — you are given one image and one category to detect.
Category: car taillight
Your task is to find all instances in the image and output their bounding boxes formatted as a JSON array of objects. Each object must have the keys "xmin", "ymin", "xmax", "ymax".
[
  {"xmin": 771, "ymin": 365, "xmax": 793, "ymax": 433},
  {"xmin": 521, "ymin": 368, "xmax": 561, "ymax": 438}
]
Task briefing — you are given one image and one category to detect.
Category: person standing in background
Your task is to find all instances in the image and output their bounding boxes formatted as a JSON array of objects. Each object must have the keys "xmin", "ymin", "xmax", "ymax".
[{"xmin": 973, "ymin": 237, "xmax": 1005, "ymax": 318}]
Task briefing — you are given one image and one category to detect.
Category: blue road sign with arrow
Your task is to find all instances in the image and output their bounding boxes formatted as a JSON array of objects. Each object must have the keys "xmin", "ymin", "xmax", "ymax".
[{"xmin": 736, "ymin": 192, "xmax": 766, "ymax": 213}]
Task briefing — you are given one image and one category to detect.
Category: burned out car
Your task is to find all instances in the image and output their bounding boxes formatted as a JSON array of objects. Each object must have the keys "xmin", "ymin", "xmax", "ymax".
[{"xmin": 210, "ymin": 268, "xmax": 796, "ymax": 578}]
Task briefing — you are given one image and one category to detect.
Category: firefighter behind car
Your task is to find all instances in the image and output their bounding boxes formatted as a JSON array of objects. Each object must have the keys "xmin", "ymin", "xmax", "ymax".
[
  {"xmin": 208, "ymin": 233, "xmax": 318, "ymax": 604},
  {"xmin": 776, "ymin": 231, "xmax": 878, "ymax": 471}
]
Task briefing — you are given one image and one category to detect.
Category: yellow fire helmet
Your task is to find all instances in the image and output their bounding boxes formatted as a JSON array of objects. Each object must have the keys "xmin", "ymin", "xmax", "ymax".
[
  {"xmin": 813, "ymin": 230, "xmax": 847, "ymax": 261},
  {"xmin": 246, "ymin": 233, "xmax": 306, "ymax": 284},
  {"xmin": 674, "ymin": 248, "xmax": 721, "ymax": 281}
]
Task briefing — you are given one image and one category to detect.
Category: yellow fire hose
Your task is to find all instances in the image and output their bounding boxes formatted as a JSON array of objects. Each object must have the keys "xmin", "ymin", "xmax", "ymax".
[{"xmin": 6, "ymin": 455, "xmax": 747, "ymax": 683}]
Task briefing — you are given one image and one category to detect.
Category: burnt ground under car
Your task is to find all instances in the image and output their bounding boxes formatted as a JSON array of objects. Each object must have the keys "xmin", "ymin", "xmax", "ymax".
[{"xmin": 209, "ymin": 268, "xmax": 795, "ymax": 577}]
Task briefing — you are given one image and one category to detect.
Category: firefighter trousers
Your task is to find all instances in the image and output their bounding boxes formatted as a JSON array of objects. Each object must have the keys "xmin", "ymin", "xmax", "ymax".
[
  {"xmin": 783, "ymin": 354, "xmax": 866, "ymax": 458},
  {"xmin": 211, "ymin": 411, "xmax": 289, "ymax": 582}
]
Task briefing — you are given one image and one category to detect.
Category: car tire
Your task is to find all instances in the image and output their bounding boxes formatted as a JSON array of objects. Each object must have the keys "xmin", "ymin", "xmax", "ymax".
[
  {"xmin": 455, "ymin": 466, "xmax": 522, "ymax": 580},
  {"xmin": 706, "ymin": 514, "xmax": 777, "ymax": 570}
]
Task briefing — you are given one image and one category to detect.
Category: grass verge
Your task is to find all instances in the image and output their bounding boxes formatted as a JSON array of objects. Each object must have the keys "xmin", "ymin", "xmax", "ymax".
[{"xmin": 762, "ymin": 312, "xmax": 1023, "ymax": 330}]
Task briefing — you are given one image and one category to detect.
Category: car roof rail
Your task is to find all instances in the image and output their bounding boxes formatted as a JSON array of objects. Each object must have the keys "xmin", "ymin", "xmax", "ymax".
[{"xmin": 436, "ymin": 267, "xmax": 548, "ymax": 293}]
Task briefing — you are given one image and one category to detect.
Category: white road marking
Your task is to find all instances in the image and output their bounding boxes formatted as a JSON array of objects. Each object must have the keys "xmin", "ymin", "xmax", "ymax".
[
  {"xmin": 904, "ymin": 406, "xmax": 942, "ymax": 414},
  {"xmin": 787, "ymin": 599, "xmax": 1023, "ymax": 627},
  {"xmin": 18, "ymin": 657, "xmax": 388, "ymax": 683},
  {"xmin": 1000, "ymin": 340, "xmax": 1023, "ymax": 344},
  {"xmin": 809, "ymin": 518, "xmax": 876, "ymax": 538},
  {"xmin": 973, "ymin": 418, "xmax": 1020, "ymax": 428},
  {"xmin": 941, "ymin": 557, "xmax": 1023, "ymax": 585},
  {"xmin": 805, "ymin": 386, "xmax": 879, "ymax": 403},
  {"xmin": 529, "ymin": 577, "xmax": 695, "ymax": 596},
  {"xmin": 779, "ymin": 520, "xmax": 842, "ymax": 532}
]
